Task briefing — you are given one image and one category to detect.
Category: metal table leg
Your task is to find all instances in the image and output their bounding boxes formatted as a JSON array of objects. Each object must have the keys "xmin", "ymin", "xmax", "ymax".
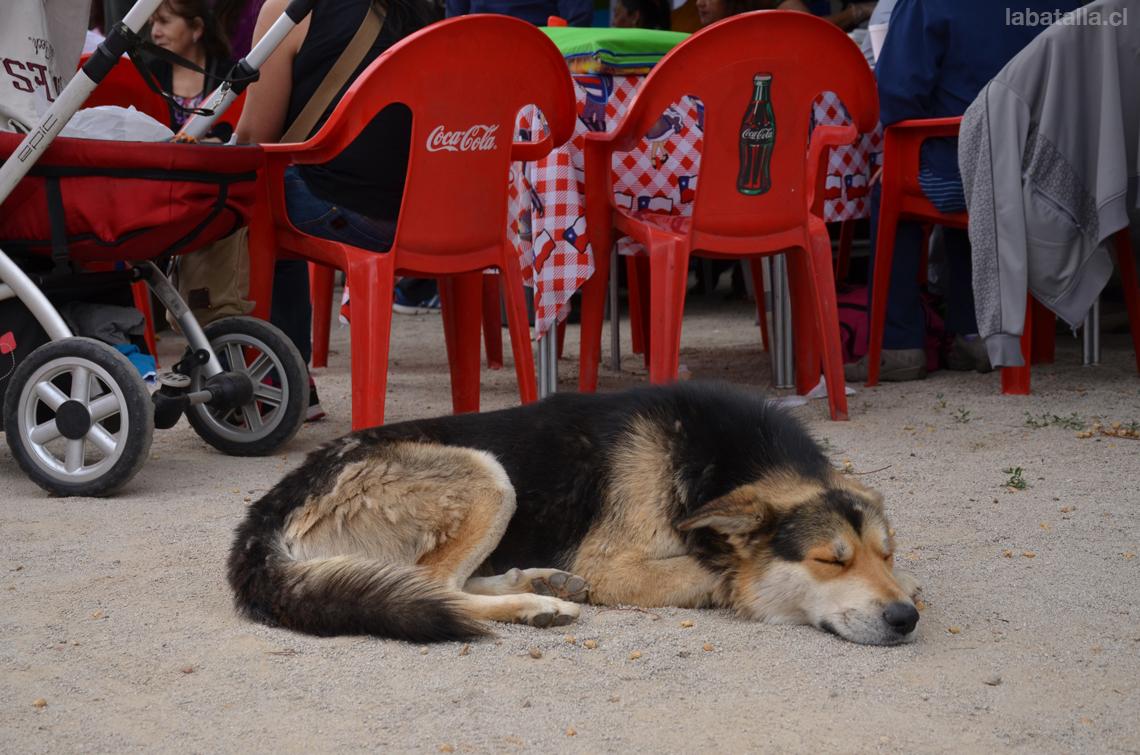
[
  {"xmin": 769, "ymin": 254, "xmax": 795, "ymax": 388},
  {"xmin": 1082, "ymin": 297, "xmax": 1100, "ymax": 366},
  {"xmin": 537, "ymin": 327, "xmax": 558, "ymax": 398}
]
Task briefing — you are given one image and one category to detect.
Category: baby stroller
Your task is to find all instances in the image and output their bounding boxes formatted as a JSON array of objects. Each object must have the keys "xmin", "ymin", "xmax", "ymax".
[{"xmin": 0, "ymin": 0, "xmax": 316, "ymax": 496}]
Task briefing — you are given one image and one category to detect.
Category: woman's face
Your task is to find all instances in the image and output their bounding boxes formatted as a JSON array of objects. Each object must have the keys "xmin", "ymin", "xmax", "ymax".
[
  {"xmin": 150, "ymin": 4, "xmax": 203, "ymax": 59},
  {"xmin": 695, "ymin": 0, "xmax": 729, "ymax": 26},
  {"xmin": 612, "ymin": 2, "xmax": 641, "ymax": 28}
]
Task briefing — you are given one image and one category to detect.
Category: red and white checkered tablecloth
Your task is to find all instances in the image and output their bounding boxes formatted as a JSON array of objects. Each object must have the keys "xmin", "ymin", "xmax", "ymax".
[{"xmin": 509, "ymin": 75, "xmax": 882, "ymax": 339}]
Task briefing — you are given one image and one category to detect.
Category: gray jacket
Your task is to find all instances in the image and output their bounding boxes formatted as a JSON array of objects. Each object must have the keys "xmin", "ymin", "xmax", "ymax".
[{"xmin": 959, "ymin": 0, "xmax": 1139, "ymax": 367}]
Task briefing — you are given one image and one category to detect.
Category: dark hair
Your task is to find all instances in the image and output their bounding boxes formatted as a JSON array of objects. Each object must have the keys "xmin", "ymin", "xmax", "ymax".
[
  {"xmin": 377, "ymin": 0, "xmax": 444, "ymax": 42},
  {"xmin": 159, "ymin": 0, "xmax": 232, "ymax": 62},
  {"xmin": 615, "ymin": 0, "xmax": 672, "ymax": 30}
]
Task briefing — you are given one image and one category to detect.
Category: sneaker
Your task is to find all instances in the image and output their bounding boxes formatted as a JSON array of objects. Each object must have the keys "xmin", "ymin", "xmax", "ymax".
[
  {"xmin": 306, "ymin": 376, "xmax": 327, "ymax": 422},
  {"xmin": 393, "ymin": 289, "xmax": 441, "ymax": 315},
  {"xmin": 946, "ymin": 334, "xmax": 993, "ymax": 373},
  {"xmin": 844, "ymin": 348, "xmax": 927, "ymax": 383}
]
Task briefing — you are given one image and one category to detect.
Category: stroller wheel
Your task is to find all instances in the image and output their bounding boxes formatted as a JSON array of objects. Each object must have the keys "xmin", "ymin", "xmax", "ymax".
[
  {"xmin": 185, "ymin": 317, "xmax": 307, "ymax": 456},
  {"xmin": 3, "ymin": 338, "xmax": 154, "ymax": 497}
]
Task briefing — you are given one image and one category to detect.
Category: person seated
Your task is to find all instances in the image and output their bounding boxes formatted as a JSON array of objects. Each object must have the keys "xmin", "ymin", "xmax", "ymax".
[
  {"xmin": 446, "ymin": 0, "xmax": 593, "ymax": 27},
  {"xmin": 844, "ymin": 0, "xmax": 1081, "ymax": 382},
  {"xmin": 695, "ymin": 0, "xmax": 874, "ymax": 29},
  {"xmin": 613, "ymin": 0, "xmax": 674, "ymax": 29},
  {"xmin": 235, "ymin": 0, "xmax": 440, "ymax": 416},
  {"xmin": 147, "ymin": 0, "xmax": 235, "ymax": 140}
]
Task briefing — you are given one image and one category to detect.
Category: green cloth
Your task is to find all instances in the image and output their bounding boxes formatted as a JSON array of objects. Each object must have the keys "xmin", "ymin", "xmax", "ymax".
[{"xmin": 541, "ymin": 27, "xmax": 689, "ymax": 74}]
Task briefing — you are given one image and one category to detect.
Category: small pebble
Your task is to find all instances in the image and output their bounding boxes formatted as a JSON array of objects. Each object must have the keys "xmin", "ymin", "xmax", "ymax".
[
  {"xmin": 528, "ymin": 647, "xmax": 542, "ymax": 659},
  {"xmin": 679, "ymin": 620, "xmax": 694, "ymax": 628},
  {"xmin": 1124, "ymin": 553, "xmax": 1136, "ymax": 561},
  {"xmin": 608, "ymin": 695, "xmax": 620, "ymax": 703},
  {"xmin": 677, "ymin": 650, "xmax": 691, "ymax": 658},
  {"xmin": 947, "ymin": 626, "xmax": 962, "ymax": 635},
  {"xmin": 458, "ymin": 644, "xmax": 470, "ymax": 656},
  {"xmin": 564, "ymin": 635, "xmax": 576, "ymax": 644},
  {"xmin": 1059, "ymin": 506, "xmax": 1074, "ymax": 513},
  {"xmin": 703, "ymin": 643, "xmax": 714, "ymax": 652},
  {"xmin": 914, "ymin": 599, "xmax": 927, "ymax": 612},
  {"xmin": 984, "ymin": 675, "xmax": 1002, "ymax": 686},
  {"xmin": 583, "ymin": 640, "xmax": 598, "ymax": 650},
  {"xmin": 439, "ymin": 745, "xmax": 455, "ymax": 753},
  {"xmin": 920, "ymin": 694, "xmax": 930, "ymax": 701},
  {"xmin": 180, "ymin": 666, "xmax": 194, "ymax": 674},
  {"xmin": 565, "ymin": 727, "xmax": 576, "ymax": 737},
  {"xmin": 419, "ymin": 647, "xmax": 429, "ymax": 655},
  {"xmin": 1002, "ymin": 550, "xmax": 1013, "ymax": 558},
  {"xmin": 90, "ymin": 610, "xmax": 104, "ymax": 620},
  {"xmin": 1022, "ymin": 551, "xmax": 1037, "ymax": 559},
  {"xmin": 32, "ymin": 698, "xmax": 47, "ymax": 709},
  {"xmin": 628, "ymin": 651, "xmax": 642, "ymax": 660}
]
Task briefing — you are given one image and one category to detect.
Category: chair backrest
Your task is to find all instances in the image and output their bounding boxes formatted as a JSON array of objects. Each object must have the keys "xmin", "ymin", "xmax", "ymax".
[
  {"xmin": 618, "ymin": 11, "xmax": 877, "ymax": 239},
  {"xmin": 293, "ymin": 15, "xmax": 576, "ymax": 260}
]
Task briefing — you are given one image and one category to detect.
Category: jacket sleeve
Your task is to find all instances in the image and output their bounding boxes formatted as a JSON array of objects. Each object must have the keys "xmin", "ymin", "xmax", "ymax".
[
  {"xmin": 959, "ymin": 79, "xmax": 1032, "ymax": 367},
  {"xmin": 558, "ymin": 0, "xmax": 594, "ymax": 26},
  {"xmin": 874, "ymin": 0, "xmax": 944, "ymax": 126}
]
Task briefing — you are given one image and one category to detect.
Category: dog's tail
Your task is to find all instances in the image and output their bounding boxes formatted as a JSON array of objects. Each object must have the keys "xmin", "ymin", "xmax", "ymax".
[{"xmin": 228, "ymin": 530, "xmax": 488, "ymax": 642}]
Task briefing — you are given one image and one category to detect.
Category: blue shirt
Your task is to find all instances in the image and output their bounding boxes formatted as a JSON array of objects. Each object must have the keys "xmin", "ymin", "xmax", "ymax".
[
  {"xmin": 445, "ymin": 0, "xmax": 593, "ymax": 27},
  {"xmin": 875, "ymin": 0, "xmax": 1081, "ymax": 177}
]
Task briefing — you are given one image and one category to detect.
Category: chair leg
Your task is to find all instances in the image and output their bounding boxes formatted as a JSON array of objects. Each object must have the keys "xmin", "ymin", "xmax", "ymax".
[
  {"xmin": 482, "ymin": 273, "xmax": 504, "ymax": 370},
  {"xmin": 866, "ymin": 199, "xmax": 901, "ymax": 387},
  {"xmin": 646, "ymin": 237, "xmax": 690, "ymax": 384},
  {"xmin": 131, "ymin": 281, "xmax": 159, "ymax": 366},
  {"xmin": 786, "ymin": 250, "xmax": 822, "ymax": 396},
  {"xmin": 1001, "ymin": 296, "xmax": 1034, "ymax": 395},
  {"xmin": 577, "ymin": 254, "xmax": 610, "ymax": 393},
  {"xmin": 1113, "ymin": 228, "xmax": 1140, "ymax": 375},
  {"xmin": 1029, "ymin": 298, "xmax": 1055, "ymax": 365},
  {"xmin": 498, "ymin": 252, "xmax": 538, "ymax": 404},
  {"xmin": 749, "ymin": 256, "xmax": 770, "ymax": 353},
  {"xmin": 804, "ymin": 227, "xmax": 849, "ymax": 420},
  {"xmin": 836, "ymin": 220, "xmax": 854, "ymax": 282},
  {"xmin": 439, "ymin": 272, "xmax": 484, "ymax": 415},
  {"xmin": 344, "ymin": 253, "xmax": 395, "ymax": 429},
  {"xmin": 246, "ymin": 181, "xmax": 276, "ymax": 321},
  {"xmin": 309, "ymin": 262, "xmax": 335, "ymax": 369},
  {"xmin": 627, "ymin": 255, "xmax": 649, "ymax": 362}
]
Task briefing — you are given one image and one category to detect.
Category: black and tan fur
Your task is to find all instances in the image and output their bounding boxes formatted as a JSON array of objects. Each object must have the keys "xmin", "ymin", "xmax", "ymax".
[{"xmin": 228, "ymin": 383, "xmax": 920, "ymax": 645}]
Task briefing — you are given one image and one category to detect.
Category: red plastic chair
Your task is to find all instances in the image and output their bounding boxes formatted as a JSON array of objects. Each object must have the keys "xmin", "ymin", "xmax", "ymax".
[
  {"xmin": 864, "ymin": 117, "xmax": 966, "ymax": 386},
  {"xmin": 577, "ymin": 11, "xmax": 876, "ymax": 420},
  {"xmin": 247, "ymin": 16, "xmax": 576, "ymax": 429},
  {"xmin": 1002, "ymin": 229, "xmax": 1140, "ymax": 394}
]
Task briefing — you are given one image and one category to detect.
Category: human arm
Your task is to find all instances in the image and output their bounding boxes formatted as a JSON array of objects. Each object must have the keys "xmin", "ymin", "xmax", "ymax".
[
  {"xmin": 558, "ymin": 0, "xmax": 594, "ymax": 26},
  {"xmin": 778, "ymin": 0, "xmax": 875, "ymax": 30},
  {"xmin": 445, "ymin": 0, "xmax": 472, "ymax": 18},
  {"xmin": 234, "ymin": 0, "xmax": 309, "ymax": 144},
  {"xmin": 873, "ymin": 0, "xmax": 942, "ymax": 126}
]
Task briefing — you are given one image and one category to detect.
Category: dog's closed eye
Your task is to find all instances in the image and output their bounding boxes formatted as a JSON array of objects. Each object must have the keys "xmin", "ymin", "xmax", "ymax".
[{"xmin": 813, "ymin": 557, "xmax": 848, "ymax": 567}]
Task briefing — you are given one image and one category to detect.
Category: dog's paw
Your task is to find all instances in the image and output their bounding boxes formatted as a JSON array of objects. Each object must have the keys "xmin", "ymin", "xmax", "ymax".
[
  {"xmin": 894, "ymin": 569, "xmax": 922, "ymax": 600},
  {"xmin": 521, "ymin": 596, "xmax": 581, "ymax": 628},
  {"xmin": 530, "ymin": 570, "xmax": 591, "ymax": 603}
]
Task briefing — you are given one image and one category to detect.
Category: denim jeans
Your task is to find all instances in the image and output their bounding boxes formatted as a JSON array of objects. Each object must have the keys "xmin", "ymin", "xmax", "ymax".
[
  {"xmin": 284, "ymin": 166, "xmax": 396, "ymax": 253},
  {"xmin": 867, "ymin": 164, "xmax": 977, "ymax": 351},
  {"xmin": 272, "ymin": 167, "xmax": 398, "ymax": 365}
]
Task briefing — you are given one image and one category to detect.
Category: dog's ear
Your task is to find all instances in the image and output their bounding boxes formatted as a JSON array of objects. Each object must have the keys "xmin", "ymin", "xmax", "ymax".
[{"xmin": 677, "ymin": 486, "xmax": 771, "ymax": 535}]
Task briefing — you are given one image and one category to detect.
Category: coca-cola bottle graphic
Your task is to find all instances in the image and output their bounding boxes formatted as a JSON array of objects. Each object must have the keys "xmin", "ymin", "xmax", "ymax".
[{"xmin": 737, "ymin": 73, "xmax": 776, "ymax": 195}]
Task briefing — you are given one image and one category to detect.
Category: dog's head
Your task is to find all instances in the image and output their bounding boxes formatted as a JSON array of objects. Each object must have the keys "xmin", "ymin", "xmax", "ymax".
[{"xmin": 678, "ymin": 472, "xmax": 919, "ymax": 645}]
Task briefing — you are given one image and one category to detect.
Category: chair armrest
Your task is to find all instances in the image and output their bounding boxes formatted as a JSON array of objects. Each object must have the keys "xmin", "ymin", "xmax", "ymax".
[
  {"xmin": 805, "ymin": 123, "xmax": 857, "ymax": 211},
  {"xmin": 885, "ymin": 117, "xmax": 962, "ymax": 140}
]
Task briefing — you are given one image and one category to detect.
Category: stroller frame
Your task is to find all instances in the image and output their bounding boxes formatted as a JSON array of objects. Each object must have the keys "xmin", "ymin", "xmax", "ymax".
[{"xmin": 0, "ymin": 0, "xmax": 317, "ymax": 496}]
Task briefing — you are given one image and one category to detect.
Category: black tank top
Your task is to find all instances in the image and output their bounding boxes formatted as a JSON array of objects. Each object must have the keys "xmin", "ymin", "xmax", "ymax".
[{"xmin": 285, "ymin": 0, "xmax": 413, "ymax": 221}]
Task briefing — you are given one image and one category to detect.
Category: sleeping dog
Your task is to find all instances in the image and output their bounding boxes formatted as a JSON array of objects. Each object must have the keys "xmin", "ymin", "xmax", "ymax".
[{"xmin": 228, "ymin": 383, "xmax": 920, "ymax": 645}]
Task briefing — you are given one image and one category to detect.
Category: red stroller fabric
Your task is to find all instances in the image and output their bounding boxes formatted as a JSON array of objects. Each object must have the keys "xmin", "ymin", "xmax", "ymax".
[{"xmin": 0, "ymin": 133, "xmax": 262, "ymax": 264}]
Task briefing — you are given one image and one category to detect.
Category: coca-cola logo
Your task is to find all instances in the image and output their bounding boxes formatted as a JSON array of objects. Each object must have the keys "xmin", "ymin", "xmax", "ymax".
[
  {"xmin": 741, "ymin": 126, "xmax": 775, "ymax": 143},
  {"xmin": 426, "ymin": 124, "xmax": 499, "ymax": 153}
]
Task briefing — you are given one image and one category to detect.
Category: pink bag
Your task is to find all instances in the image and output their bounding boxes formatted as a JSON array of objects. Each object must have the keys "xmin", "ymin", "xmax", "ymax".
[{"xmin": 837, "ymin": 284, "xmax": 948, "ymax": 371}]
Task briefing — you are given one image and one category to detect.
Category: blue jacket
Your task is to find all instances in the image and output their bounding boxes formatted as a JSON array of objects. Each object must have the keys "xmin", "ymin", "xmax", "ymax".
[
  {"xmin": 875, "ymin": 0, "xmax": 1081, "ymax": 178},
  {"xmin": 445, "ymin": 0, "xmax": 593, "ymax": 27}
]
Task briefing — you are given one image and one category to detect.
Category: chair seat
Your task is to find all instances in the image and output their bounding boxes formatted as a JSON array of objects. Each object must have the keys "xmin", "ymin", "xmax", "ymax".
[{"xmin": 615, "ymin": 208, "xmax": 691, "ymax": 239}]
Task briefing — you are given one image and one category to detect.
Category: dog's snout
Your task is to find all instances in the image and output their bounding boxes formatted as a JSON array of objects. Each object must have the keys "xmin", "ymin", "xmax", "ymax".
[{"xmin": 882, "ymin": 602, "xmax": 919, "ymax": 635}]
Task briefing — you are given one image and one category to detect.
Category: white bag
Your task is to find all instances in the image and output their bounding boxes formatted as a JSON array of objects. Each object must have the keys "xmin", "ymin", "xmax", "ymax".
[
  {"xmin": 59, "ymin": 105, "xmax": 174, "ymax": 141},
  {"xmin": 0, "ymin": 0, "xmax": 92, "ymax": 132}
]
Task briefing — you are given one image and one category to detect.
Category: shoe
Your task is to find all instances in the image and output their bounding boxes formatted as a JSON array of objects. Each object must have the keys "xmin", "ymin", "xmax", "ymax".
[
  {"xmin": 306, "ymin": 375, "xmax": 326, "ymax": 422},
  {"xmin": 393, "ymin": 288, "xmax": 441, "ymax": 315},
  {"xmin": 844, "ymin": 349, "xmax": 927, "ymax": 383},
  {"xmin": 946, "ymin": 334, "xmax": 993, "ymax": 373}
]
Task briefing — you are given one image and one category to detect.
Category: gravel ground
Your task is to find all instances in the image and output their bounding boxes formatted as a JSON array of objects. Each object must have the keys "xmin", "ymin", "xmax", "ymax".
[{"xmin": 2, "ymin": 294, "xmax": 1138, "ymax": 753}]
